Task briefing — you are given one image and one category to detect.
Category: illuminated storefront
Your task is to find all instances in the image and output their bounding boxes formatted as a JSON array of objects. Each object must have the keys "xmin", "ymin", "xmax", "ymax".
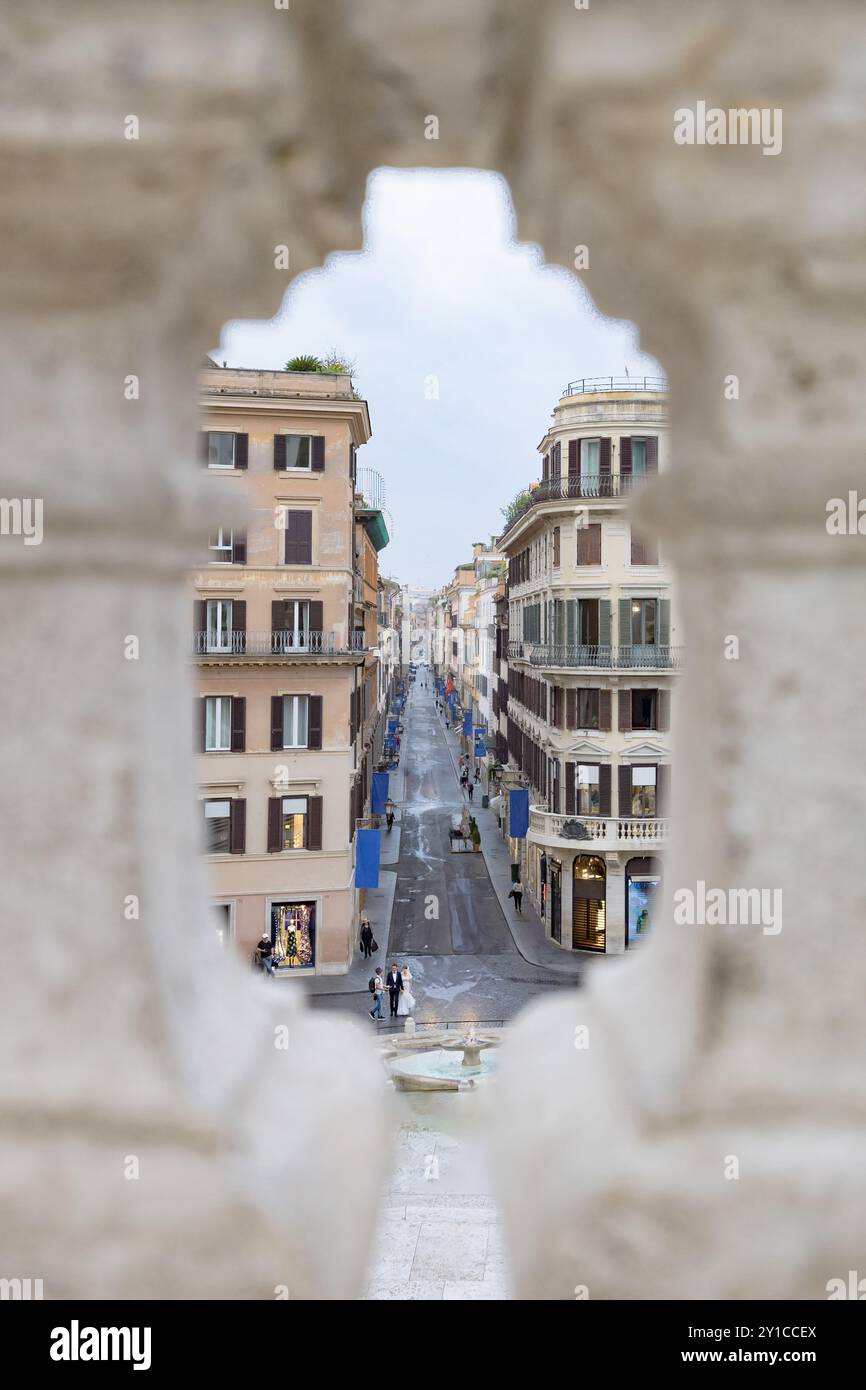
[
  {"xmin": 270, "ymin": 900, "xmax": 316, "ymax": 970},
  {"xmin": 572, "ymin": 854, "xmax": 606, "ymax": 951},
  {"xmin": 626, "ymin": 857, "xmax": 661, "ymax": 947}
]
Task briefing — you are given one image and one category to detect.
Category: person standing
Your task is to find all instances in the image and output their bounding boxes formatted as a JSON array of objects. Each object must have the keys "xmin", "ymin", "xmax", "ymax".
[
  {"xmin": 397, "ymin": 962, "xmax": 416, "ymax": 1017},
  {"xmin": 369, "ymin": 967, "xmax": 385, "ymax": 1019},
  {"xmin": 467, "ymin": 779, "xmax": 474, "ymax": 802},
  {"xmin": 360, "ymin": 917, "xmax": 373, "ymax": 959},
  {"xmin": 508, "ymin": 884, "xmax": 523, "ymax": 915},
  {"xmin": 386, "ymin": 962, "xmax": 403, "ymax": 1018}
]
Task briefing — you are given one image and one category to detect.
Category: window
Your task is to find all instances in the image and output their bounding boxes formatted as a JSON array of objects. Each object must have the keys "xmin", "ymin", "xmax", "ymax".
[
  {"xmin": 576, "ymin": 764, "xmax": 600, "ymax": 815},
  {"xmin": 632, "ymin": 766, "xmax": 657, "ymax": 816},
  {"xmin": 283, "ymin": 435, "xmax": 312, "ymax": 471},
  {"xmin": 577, "ymin": 689, "xmax": 599, "ymax": 728},
  {"xmin": 578, "ymin": 598, "xmax": 599, "ymax": 646},
  {"xmin": 205, "ymin": 696, "xmax": 232, "ymax": 751},
  {"xmin": 284, "ymin": 601, "xmax": 309, "ymax": 648},
  {"xmin": 204, "ymin": 800, "xmax": 231, "ymax": 853},
  {"xmin": 282, "ymin": 797, "xmax": 308, "ymax": 850},
  {"xmin": 206, "ymin": 599, "xmax": 233, "ymax": 652},
  {"xmin": 581, "ymin": 438, "xmax": 600, "ymax": 480},
  {"xmin": 631, "ymin": 689, "xmax": 657, "ymax": 730},
  {"xmin": 207, "ymin": 432, "xmax": 236, "ymax": 470},
  {"xmin": 208, "ymin": 527, "xmax": 233, "ymax": 562},
  {"xmin": 630, "ymin": 528, "xmax": 659, "ymax": 565},
  {"xmin": 283, "ymin": 694, "xmax": 309, "ymax": 748},
  {"xmin": 631, "ymin": 438, "xmax": 647, "ymax": 478},
  {"xmin": 631, "ymin": 599, "xmax": 656, "ymax": 646}
]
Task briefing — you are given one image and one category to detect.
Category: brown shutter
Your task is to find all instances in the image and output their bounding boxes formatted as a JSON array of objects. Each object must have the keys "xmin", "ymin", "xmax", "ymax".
[
  {"xmin": 553, "ymin": 526, "xmax": 560, "ymax": 567},
  {"xmin": 598, "ymin": 765, "xmax": 612, "ymax": 816},
  {"xmin": 270, "ymin": 695, "xmax": 284, "ymax": 751},
  {"xmin": 598, "ymin": 689, "xmax": 612, "ymax": 731},
  {"xmin": 307, "ymin": 694, "xmax": 323, "ymax": 749},
  {"xmin": 229, "ymin": 798, "xmax": 246, "ymax": 853},
  {"xmin": 309, "ymin": 600, "xmax": 323, "ymax": 635},
  {"xmin": 576, "ymin": 526, "xmax": 587, "ymax": 565},
  {"xmin": 197, "ymin": 697, "xmax": 207, "ymax": 752},
  {"xmin": 232, "ymin": 600, "xmax": 246, "ymax": 653},
  {"xmin": 588, "ymin": 523, "xmax": 601, "ymax": 564},
  {"xmin": 618, "ymin": 689, "xmax": 632, "ymax": 731},
  {"xmin": 307, "ymin": 795, "xmax": 323, "ymax": 850},
  {"xmin": 273, "ymin": 434, "xmax": 286, "ymax": 470},
  {"xmin": 630, "ymin": 531, "xmax": 645, "ymax": 565},
  {"xmin": 646, "ymin": 437, "xmax": 658, "ymax": 474},
  {"xmin": 232, "ymin": 531, "xmax": 247, "ymax": 564},
  {"xmin": 285, "ymin": 510, "xmax": 313, "ymax": 565},
  {"xmin": 657, "ymin": 763, "xmax": 670, "ymax": 814},
  {"xmin": 271, "ymin": 600, "xmax": 286, "ymax": 646},
  {"xmin": 565, "ymin": 763, "xmax": 576, "ymax": 816},
  {"xmin": 349, "ymin": 687, "xmax": 356, "ymax": 743},
  {"xmin": 618, "ymin": 765, "xmax": 633, "ymax": 817},
  {"xmin": 311, "ymin": 436, "xmax": 325, "ymax": 471},
  {"xmin": 230, "ymin": 696, "xmax": 246, "ymax": 752},
  {"xmin": 568, "ymin": 439, "xmax": 579, "ymax": 479},
  {"xmin": 267, "ymin": 796, "xmax": 283, "ymax": 852},
  {"xmin": 599, "ymin": 437, "xmax": 611, "ymax": 475},
  {"xmin": 194, "ymin": 599, "xmax": 207, "ymax": 639},
  {"xmin": 200, "ymin": 432, "xmax": 210, "ymax": 466},
  {"xmin": 566, "ymin": 689, "xmax": 577, "ymax": 730},
  {"xmin": 657, "ymin": 688, "xmax": 670, "ymax": 732},
  {"xmin": 234, "ymin": 433, "xmax": 248, "ymax": 469},
  {"xmin": 620, "ymin": 436, "xmax": 632, "ymax": 477}
]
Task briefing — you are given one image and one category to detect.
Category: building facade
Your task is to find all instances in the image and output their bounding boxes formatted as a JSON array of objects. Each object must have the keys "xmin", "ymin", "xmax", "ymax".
[
  {"xmin": 192, "ymin": 365, "xmax": 388, "ymax": 975},
  {"xmin": 498, "ymin": 376, "xmax": 678, "ymax": 954}
]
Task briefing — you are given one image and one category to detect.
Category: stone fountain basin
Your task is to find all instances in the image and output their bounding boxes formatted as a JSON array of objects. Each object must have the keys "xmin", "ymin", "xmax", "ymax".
[{"xmin": 384, "ymin": 1031, "xmax": 502, "ymax": 1092}]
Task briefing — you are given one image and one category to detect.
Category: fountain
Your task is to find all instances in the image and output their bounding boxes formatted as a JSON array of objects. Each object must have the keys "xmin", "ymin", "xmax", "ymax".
[{"xmin": 386, "ymin": 1024, "xmax": 500, "ymax": 1091}]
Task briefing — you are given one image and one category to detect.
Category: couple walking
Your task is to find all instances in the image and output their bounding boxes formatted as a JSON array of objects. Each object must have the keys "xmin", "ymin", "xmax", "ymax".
[{"xmin": 369, "ymin": 962, "xmax": 416, "ymax": 1019}]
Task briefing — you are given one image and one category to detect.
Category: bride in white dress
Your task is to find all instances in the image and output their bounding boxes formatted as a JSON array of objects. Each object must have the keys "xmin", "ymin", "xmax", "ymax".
[{"xmin": 397, "ymin": 963, "xmax": 416, "ymax": 1016}]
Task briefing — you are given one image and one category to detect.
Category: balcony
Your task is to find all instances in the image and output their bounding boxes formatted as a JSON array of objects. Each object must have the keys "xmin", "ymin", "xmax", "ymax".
[
  {"xmin": 530, "ymin": 807, "xmax": 669, "ymax": 848},
  {"xmin": 500, "ymin": 473, "xmax": 645, "ymax": 543},
  {"xmin": 193, "ymin": 631, "xmax": 367, "ymax": 658},
  {"xmin": 562, "ymin": 375, "xmax": 668, "ymax": 396},
  {"xmin": 507, "ymin": 642, "xmax": 683, "ymax": 670}
]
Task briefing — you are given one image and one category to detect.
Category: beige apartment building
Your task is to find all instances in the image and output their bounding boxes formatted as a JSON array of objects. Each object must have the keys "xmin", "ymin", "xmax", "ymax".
[
  {"xmin": 192, "ymin": 365, "xmax": 388, "ymax": 974},
  {"xmin": 498, "ymin": 376, "xmax": 679, "ymax": 954}
]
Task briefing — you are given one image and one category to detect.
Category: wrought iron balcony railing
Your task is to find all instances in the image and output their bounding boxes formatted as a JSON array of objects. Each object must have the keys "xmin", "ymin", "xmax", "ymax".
[
  {"xmin": 507, "ymin": 641, "xmax": 683, "ymax": 670},
  {"xmin": 193, "ymin": 630, "xmax": 367, "ymax": 657},
  {"xmin": 562, "ymin": 375, "xmax": 668, "ymax": 396}
]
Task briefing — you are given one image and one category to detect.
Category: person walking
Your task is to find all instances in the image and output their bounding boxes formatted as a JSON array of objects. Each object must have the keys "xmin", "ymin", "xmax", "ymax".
[
  {"xmin": 508, "ymin": 884, "xmax": 523, "ymax": 914},
  {"xmin": 360, "ymin": 917, "xmax": 374, "ymax": 959},
  {"xmin": 386, "ymin": 962, "xmax": 404, "ymax": 1018},
  {"xmin": 369, "ymin": 967, "xmax": 385, "ymax": 1019},
  {"xmin": 474, "ymin": 766, "xmax": 481, "ymax": 783},
  {"xmin": 467, "ymin": 779, "xmax": 474, "ymax": 802}
]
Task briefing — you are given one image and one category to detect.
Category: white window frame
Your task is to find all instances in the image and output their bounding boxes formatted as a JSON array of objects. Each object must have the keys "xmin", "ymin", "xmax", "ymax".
[
  {"xmin": 207, "ymin": 431, "xmax": 236, "ymax": 471},
  {"xmin": 576, "ymin": 763, "xmax": 601, "ymax": 815},
  {"xmin": 205, "ymin": 695, "xmax": 232, "ymax": 752},
  {"xmin": 281, "ymin": 434, "xmax": 314, "ymax": 472},
  {"xmin": 206, "ymin": 599, "xmax": 233, "ymax": 653},
  {"xmin": 204, "ymin": 799, "xmax": 231, "ymax": 853},
  {"xmin": 631, "ymin": 437, "xmax": 647, "ymax": 478},
  {"xmin": 282, "ymin": 796, "xmax": 308, "ymax": 850},
  {"xmin": 282, "ymin": 694, "xmax": 310, "ymax": 749},
  {"xmin": 208, "ymin": 527, "xmax": 233, "ymax": 563},
  {"xmin": 581, "ymin": 437, "xmax": 601, "ymax": 478}
]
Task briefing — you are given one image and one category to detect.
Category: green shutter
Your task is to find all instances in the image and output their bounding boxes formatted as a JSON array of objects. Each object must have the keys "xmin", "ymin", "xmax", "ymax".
[
  {"xmin": 566, "ymin": 600, "xmax": 576, "ymax": 646},
  {"xmin": 599, "ymin": 599, "xmax": 612, "ymax": 649},
  {"xmin": 658, "ymin": 599, "xmax": 671, "ymax": 647},
  {"xmin": 618, "ymin": 597, "xmax": 631, "ymax": 649}
]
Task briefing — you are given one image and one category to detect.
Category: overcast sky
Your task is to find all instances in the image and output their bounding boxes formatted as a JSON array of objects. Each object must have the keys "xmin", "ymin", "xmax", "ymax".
[{"xmin": 219, "ymin": 169, "xmax": 660, "ymax": 590}]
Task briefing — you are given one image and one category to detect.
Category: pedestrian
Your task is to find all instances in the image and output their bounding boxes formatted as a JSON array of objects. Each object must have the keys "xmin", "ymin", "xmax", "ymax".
[
  {"xmin": 508, "ymin": 884, "xmax": 523, "ymax": 914},
  {"xmin": 386, "ymin": 962, "xmax": 404, "ymax": 1018},
  {"xmin": 369, "ymin": 966, "xmax": 385, "ymax": 1019},
  {"xmin": 474, "ymin": 767, "xmax": 481, "ymax": 783},
  {"xmin": 467, "ymin": 780, "xmax": 474, "ymax": 802},
  {"xmin": 445, "ymin": 718, "xmax": 449, "ymax": 730},
  {"xmin": 386, "ymin": 807, "xmax": 395, "ymax": 832},
  {"xmin": 360, "ymin": 917, "xmax": 373, "ymax": 959},
  {"xmin": 255, "ymin": 932, "xmax": 275, "ymax": 975}
]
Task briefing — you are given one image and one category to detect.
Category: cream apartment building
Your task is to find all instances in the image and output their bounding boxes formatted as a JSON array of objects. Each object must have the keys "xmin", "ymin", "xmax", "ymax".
[
  {"xmin": 193, "ymin": 365, "xmax": 383, "ymax": 974},
  {"xmin": 499, "ymin": 376, "xmax": 678, "ymax": 954}
]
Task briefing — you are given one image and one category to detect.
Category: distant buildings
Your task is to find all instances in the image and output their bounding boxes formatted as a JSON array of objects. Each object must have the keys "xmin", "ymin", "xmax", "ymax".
[{"xmin": 192, "ymin": 365, "xmax": 398, "ymax": 974}]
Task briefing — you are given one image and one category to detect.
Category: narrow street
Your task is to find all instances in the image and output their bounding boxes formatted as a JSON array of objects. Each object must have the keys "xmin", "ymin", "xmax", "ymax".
[{"xmin": 307, "ymin": 672, "xmax": 580, "ymax": 1024}]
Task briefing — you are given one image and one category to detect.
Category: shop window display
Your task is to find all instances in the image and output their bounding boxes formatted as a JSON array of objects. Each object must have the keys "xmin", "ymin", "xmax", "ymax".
[{"xmin": 270, "ymin": 902, "xmax": 315, "ymax": 970}]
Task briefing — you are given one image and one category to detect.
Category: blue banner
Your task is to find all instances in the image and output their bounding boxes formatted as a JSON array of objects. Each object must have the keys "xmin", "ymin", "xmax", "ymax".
[
  {"xmin": 509, "ymin": 789, "xmax": 530, "ymax": 839},
  {"xmin": 387, "ymin": 718, "xmax": 398, "ymax": 734},
  {"xmin": 355, "ymin": 828, "xmax": 381, "ymax": 888},
  {"xmin": 474, "ymin": 739, "xmax": 486, "ymax": 759},
  {"xmin": 371, "ymin": 772, "xmax": 389, "ymax": 815},
  {"xmin": 463, "ymin": 709, "xmax": 473, "ymax": 735}
]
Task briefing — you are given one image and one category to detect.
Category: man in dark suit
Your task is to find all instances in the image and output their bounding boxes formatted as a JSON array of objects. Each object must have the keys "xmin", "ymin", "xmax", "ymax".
[{"xmin": 386, "ymin": 962, "xmax": 403, "ymax": 1017}]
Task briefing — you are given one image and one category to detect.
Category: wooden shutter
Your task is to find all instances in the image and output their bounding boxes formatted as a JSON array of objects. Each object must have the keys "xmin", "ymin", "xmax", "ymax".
[
  {"xmin": 197, "ymin": 697, "xmax": 207, "ymax": 752},
  {"xmin": 619, "ymin": 436, "xmax": 632, "ymax": 477},
  {"xmin": 619, "ymin": 597, "xmax": 632, "ymax": 647},
  {"xmin": 565, "ymin": 763, "xmax": 576, "ymax": 816},
  {"xmin": 234, "ymin": 433, "xmax": 248, "ymax": 469},
  {"xmin": 618, "ymin": 689, "xmax": 632, "ymax": 731},
  {"xmin": 566, "ymin": 689, "xmax": 577, "ymax": 730},
  {"xmin": 630, "ymin": 530, "xmax": 645, "ymax": 565},
  {"xmin": 307, "ymin": 694, "xmax": 323, "ymax": 749},
  {"xmin": 267, "ymin": 796, "xmax": 283, "ymax": 853},
  {"xmin": 553, "ymin": 441, "xmax": 561, "ymax": 481},
  {"xmin": 307, "ymin": 795, "xmax": 323, "ymax": 850},
  {"xmin": 272, "ymin": 599, "xmax": 286, "ymax": 641},
  {"xmin": 618, "ymin": 764, "xmax": 633, "ymax": 817},
  {"xmin": 232, "ymin": 600, "xmax": 246, "ymax": 652},
  {"xmin": 598, "ymin": 764, "xmax": 612, "ymax": 816},
  {"xmin": 285, "ymin": 510, "xmax": 313, "ymax": 565},
  {"xmin": 576, "ymin": 526, "xmax": 588, "ymax": 565},
  {"xmin": 349, "ymin": 687, "xmax": 356, "ymax": 743},
  {"xmin": 599, "ymin": 600, "xmax": 612, "ymax": 649},
  {"xmin": 646, "ymin": 437, "xmax": 658, "ymax": 474},
  {"xmin": 309, "ymin": 600, "xmax": 323, "ymax": 635},
  {"xmin": 200, "ymin": 432, "xmax": 210, "ymax": 466},
  {"xmin": 311, "ymin": 436, "xmax": 325, "ymax": 472},
  {"xmin": 542, "ymin": 451, "xmax": 549, "ymax": 483},
  {"xmin": 273, "ymin": 435, "xmax": 286, "ymax": 470},
  {"xmin": 568, "ymin": 439, "xmax": 579, "ymax": 479},
  {"xmin": 588, "ymin": 523, "xmax": 601, "ymax": 564},
  {"xmin": 657, "ymin": 763, "xmax": 670, "ymax": 814},
  {"xmin": 194, "ymin": 600, "xmax": 207, "ymax": 648},
  {"xmin": 598, "ymin": 689, "xmax": 612, "ymax": 731},
  {"xmin": 658, "ymin": 599, "xmax": 671, "ymax": 647},
  {"xmin": 231, "ymin": 696, "xmax": 246, "ymax": 752},
  {"xmin": 553, "ymin": 526, "xmax": 560, "ymax": 567},
  {"xmin": 270, "ymin": 695, "xmax": 284, "ymax": 751},
  {"xmin": 229, "ymin": 798, "xmax": 246, "ymax": 854},
  {"xmin": 232, "ymin": 531, "xmax": 247, "ymax": 564},
  {"xmin": 657, "ymin": 688, "xmax": 670, "ymax": 732},
  {"xmin": 599, "ymin": 437, "xmax": 611, "ymax": 476}
]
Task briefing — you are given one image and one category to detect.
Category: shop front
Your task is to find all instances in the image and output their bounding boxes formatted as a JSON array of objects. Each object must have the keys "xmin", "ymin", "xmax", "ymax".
[
  {"xmin": 572, "ymin": 854, "xmax": 606, "ymax": 951},
  {"xmin": 549, "ymin": 857, "xmax": 562, "ymax": 943},
  {"xmin": 269, "ymin": 900, "xmax": 316, "ymax": 970},
  {"xmin": 625, "ymin": 856, "xmax": 661, "ymax": 947}
]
